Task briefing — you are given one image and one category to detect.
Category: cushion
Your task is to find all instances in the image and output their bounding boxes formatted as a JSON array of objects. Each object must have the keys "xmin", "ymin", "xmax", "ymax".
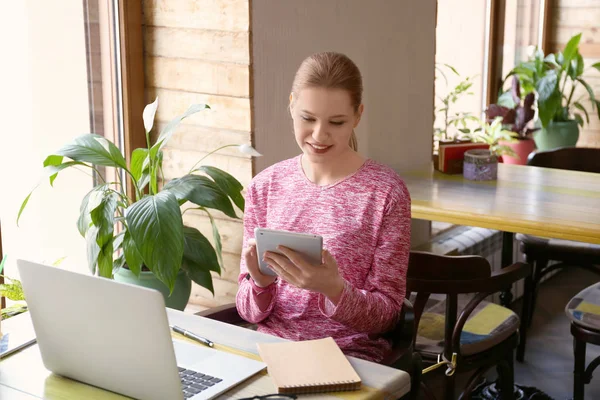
[
  {"xmin": 566, "ymin": 282, "xmax": 600, "ymax": 332},
  {"xmin": 516, "ymin": 233, "xmax": 600, "ymax": 257},
  {"xmin": 414, "ymin": 294, "xmax": 519, "ymax": 357}
]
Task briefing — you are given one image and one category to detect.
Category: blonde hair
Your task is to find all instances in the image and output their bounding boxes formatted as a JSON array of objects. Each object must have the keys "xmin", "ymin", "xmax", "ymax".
[{"xmin": 291, "ymin": 52, "xmax": 363, "ymax": 151}]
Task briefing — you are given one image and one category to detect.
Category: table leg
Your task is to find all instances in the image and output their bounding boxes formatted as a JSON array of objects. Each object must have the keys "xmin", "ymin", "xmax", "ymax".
[{"xmin": 500, "ymin": 231, "xmax": 514, "ymax": 307}]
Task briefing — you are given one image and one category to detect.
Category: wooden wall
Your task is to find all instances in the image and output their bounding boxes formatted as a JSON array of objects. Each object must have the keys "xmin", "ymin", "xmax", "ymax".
[
  {"xmin": 142, "ymin": 0, "xmax": 252, "ymax": 309},
  {"xmin": 552, "ymin": 0, "xmax": 600, "ymax": 147}
]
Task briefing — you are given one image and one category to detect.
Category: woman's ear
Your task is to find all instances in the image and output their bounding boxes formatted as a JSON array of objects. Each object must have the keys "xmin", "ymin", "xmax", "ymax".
[
  {"xmin": 289, "ymin": 93, "xmax": 294, "ymax": 115},
  {"xmin": 354, "ymin": 104, "xmax": 364, "ymax": 127}
]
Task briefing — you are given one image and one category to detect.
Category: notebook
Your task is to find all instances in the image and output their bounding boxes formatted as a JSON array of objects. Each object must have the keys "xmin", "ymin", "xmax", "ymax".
[
  {"xmin": 257, "ymin": 337, "xmax": 361, "ymax": 395},
  {"xmin": 0, "ymin": 312, "xmax": 37, "ymax": 359}
]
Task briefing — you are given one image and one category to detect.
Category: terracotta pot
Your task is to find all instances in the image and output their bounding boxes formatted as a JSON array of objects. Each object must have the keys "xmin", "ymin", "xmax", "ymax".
[{"xmin": 499, "ymin": 139, "xmax": 536, "ymax": 165}]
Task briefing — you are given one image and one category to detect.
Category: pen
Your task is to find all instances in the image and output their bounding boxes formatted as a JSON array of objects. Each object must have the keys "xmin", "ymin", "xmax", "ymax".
[{"xmin": 170, "ymin": 325, "xmax": 214, "ymax": 348}]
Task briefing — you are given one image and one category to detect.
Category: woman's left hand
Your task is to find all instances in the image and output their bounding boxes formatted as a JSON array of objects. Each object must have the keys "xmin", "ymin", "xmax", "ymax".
[{"xmin": 264, "ymin": 246, "xmax": 345, "ymax": 303}]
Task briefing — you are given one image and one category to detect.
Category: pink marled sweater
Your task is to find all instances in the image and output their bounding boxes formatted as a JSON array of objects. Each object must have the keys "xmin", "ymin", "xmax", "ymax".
[{"xmin": 235, "ymin": 156, "xmax": 411, "ymax": 362}]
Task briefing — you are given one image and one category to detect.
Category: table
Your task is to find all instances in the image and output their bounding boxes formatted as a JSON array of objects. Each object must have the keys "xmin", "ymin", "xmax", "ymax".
[
  {"xmin": 0, "ymin": 310, "xmax": 411, "ymax": 399},
  {"xmin": 404, "ymin": 163, "xmax": 600, "ymax": 304},
  {"xmin": 404, "ymin": 163, "xmax": 600, "ymax": 244}
]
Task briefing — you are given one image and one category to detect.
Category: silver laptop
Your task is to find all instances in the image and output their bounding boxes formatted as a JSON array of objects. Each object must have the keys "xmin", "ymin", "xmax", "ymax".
[{"xmin": 17, "ymin": 259, "xmax": 266, "ymax": 400}]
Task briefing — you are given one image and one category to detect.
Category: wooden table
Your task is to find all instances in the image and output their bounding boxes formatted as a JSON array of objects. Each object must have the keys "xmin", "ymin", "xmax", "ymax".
[
  {"xmin": 404, "ymin": 163, "xmax": 600, "ymax": 244},
  {"xmin": 404, "ymin": 163, "xmax": 600, "ymax": 304},
  {"xmin": 0, "ymin": 310, "xmax": 411, "ymax": 399}
]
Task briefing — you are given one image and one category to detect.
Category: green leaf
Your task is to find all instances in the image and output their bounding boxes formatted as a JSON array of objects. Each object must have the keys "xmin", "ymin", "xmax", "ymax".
[
  {"xmin": 181, "ymin": 261, "xmax": 214, "ymax": 295},
  {"xmin": 182, "ymin": 226, "xmax": 220, "ymax": 275},
  {"xmin": 77, "ymin": 184, "xmax": 109, "ymax": 237},
  {"xmin": 574, "ymin": 113, "xmax": 585, "ymax": 127},
  {"xmin": 131, "ymin": 148, "xmax": 149, "ymax": 181},
  {"xmin": 56, "ymin": 134, "xmax": 127, "ymax": 169},
  {"xmin": 44, "ymin": 161, "xmax": 88, "ymax": 186},
  {"xmin": 123, "ymin": 229, "xmax": 143, "ymax": 277},
  {"xmin": 0, "ymin": 277, "xmax": 25, "ymax": 301},
  {"xmin": 200, "ymin": 208, "xmax": 224, "ymax": 271},
  {"xmin": 85, "ymin": 225, "xmax": 101, "ymax": 275},
  {"xmin": 591, "ymin": 62, "xmax": 600, "ymax": 73},
  {"xmin": 536, "ymin": 70, "xmax": 561, "ymax": 128},
  {"xmin": 163, "ymin": 175, "xmax": 237, "ymax": 218},
  {"xmin": 126, "ymin": 191, "xmax": 184, "ymax": 292},
  {"xmin": 536, "ymin": 69, "xmax": 558, "ymax": 101},
  {"xmin": 16, "ymin": 190, "xmax": 34, "ymax": 226},
  {"xmin": 576, "ymin": 78, "xmax": 598, "ymax": 111},
  {"xmin": 562, "ymin": 33, "xmax": 581, "ymax": 68},
  {"xmin": 113, "ymin": 253, "xmax": 126, "ymax": 274},
  {"xmin": 574, "ymin": 102, "xmax": 590, "ymax": 123},
  {"xmin": 197, "ymin": 166, "xmax": 245, "ymax": 212},
  {"xmin": 89, "ymin": 189, "xmax": 119, "ymax": 278},
  {"xmin": 0, "ymin": 254, "xmax": 6, "ymax": 274},
  {"xmin": 150, "ymin": 104, "xmax": 210, "ymax": 159}
]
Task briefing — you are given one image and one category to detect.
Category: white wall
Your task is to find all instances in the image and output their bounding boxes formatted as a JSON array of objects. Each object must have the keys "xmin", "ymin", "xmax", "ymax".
[{"xmin": 251, "ymin": 0, "xmax": 436, "ymax": 244}]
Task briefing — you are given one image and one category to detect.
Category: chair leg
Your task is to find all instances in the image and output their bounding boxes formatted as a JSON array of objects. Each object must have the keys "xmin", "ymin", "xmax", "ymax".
[
  {"xmin": 444, "ymin": 371, "xmax": 455, "ymax": 400},
  {"xmin": 517, "ymin": 274, "xmax": 533, "ymax": 362},
  {"xmin": 497, "ymin": 352, "xmax": 515, "ymax": 400},
  {"xmin": 528, "ymin": 256, "xmax": 548, "ymax": 328},
  {"xmin": 574, "ymin": 336, "xmax": 587, "ymax": 400}
]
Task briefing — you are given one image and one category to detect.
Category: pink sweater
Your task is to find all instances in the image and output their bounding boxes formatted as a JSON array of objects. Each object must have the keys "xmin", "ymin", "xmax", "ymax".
[{"xmin": 236, "ymin": 156, "xmax": 411, "ymax": 362}]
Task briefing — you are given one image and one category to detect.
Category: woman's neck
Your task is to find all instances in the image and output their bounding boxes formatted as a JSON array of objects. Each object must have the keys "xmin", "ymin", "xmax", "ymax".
[{"xmin": 301, "ymin": 150, "xmax": 366, "ymax": 186}]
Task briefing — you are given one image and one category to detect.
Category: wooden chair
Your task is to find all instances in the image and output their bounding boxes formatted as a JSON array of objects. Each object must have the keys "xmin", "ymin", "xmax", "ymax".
[
  {"xmin": 517, "ymin": 147, "xmax": 600, "ymax": 360},
  {"xmin": 407, "ymin": 251, "xmax": 532, "ymax": 400},
  {"xmin": 196, "ymin": 297, "xmax": 422, "ymax": 399},
  {"xmin": 565, "ymin": 282, "xmax": 600, "ymax": 400}
]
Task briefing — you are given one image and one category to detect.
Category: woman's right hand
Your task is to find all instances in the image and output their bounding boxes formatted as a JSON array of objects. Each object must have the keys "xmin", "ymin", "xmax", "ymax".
[{"xmin": 243, "ymin": 239, "xmax": 277, "ymax": 288}]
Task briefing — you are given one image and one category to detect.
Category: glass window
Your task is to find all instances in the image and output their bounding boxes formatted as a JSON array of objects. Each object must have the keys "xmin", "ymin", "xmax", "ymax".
[{"xmin": 0, "ymin": 1, "xmax": 120, "ymax": 278}]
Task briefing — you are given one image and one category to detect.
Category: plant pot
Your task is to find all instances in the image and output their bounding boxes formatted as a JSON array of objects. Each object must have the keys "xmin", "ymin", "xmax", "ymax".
[
  {"xmin": 463, "ymin": 149, "xmax": 498, "ymax": 181},
  {"xmin": 533, "ymin": 120, "xmax": 579, "ymax": 151},
  {"xmin": 499, "ymin": 139, "xmax": 536, "ymax": 165},
  {"xmin": 114, "ymin": 267, "xmax": 192, "ymax": 311}
]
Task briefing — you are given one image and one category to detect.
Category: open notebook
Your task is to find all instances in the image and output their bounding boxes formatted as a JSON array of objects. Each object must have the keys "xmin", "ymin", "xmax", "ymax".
[{"xmin": 257, "ymin": 337, "xmax": 361, "ymax": 395}]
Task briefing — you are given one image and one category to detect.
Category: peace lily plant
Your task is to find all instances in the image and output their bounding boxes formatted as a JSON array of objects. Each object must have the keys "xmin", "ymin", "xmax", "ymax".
[{"xmin": 18, "ymin": 98, "xmax": 261, "ymax": 299}]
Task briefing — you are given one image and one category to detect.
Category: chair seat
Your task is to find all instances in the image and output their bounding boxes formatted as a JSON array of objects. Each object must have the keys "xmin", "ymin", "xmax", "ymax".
[
  {"xmin": 516, "ymin": 233, "xmax": 600, "ymax": 257},
  {"xmin": 415, "ymin": 295, "xmax": 519, "ymax": 357},
  {"xmin": 566, "ymin": 282, "xmax": 600, "ymax": 332}
]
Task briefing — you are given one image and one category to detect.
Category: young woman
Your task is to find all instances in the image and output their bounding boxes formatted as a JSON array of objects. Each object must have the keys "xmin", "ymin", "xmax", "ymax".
[{"xmin": 235, "ymin": 52, "xmax": 411, "ymax": 363}]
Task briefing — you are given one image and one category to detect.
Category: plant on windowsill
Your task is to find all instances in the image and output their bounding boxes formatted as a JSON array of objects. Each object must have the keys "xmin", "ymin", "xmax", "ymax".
[
  {"xmin": 17, "ymin": 98, "xmax": 262, "ymax": 310},
  {"xmin": 506, "ymin": 33, "xmax": 600, "ymax": 151},
  {"xmin": 433, "ymin": 65, "xmax": 482, "ymax": 174},
  {"xmin": 0, "ymin": 256, "xmax": 28, "ymax": 320},
  {"xmin": 485, "ymin": 76, "xmax": 538, "ymax": 165},
  {"xmin": 462, "ymin": 117, "xmax": 518, "ymax": 181}
]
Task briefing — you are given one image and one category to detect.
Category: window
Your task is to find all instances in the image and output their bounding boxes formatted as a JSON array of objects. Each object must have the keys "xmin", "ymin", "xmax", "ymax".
[{"xmin": 0, "ymin": 1, "xmax": 142, "ymax": 281}]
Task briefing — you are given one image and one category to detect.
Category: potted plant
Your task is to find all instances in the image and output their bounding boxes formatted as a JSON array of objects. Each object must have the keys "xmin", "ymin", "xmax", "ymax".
[
  {"xmin": 0, "ymin": 255, "xmax": 28, "ymax": 321},
  {"xmin": 433, "ymin": 64, "xmax": 480, "ymax": 173},
  {"xmin": 486, "ymin": 76, "xmax": 538, "ymax": 165},
  {"xmin": 506, "ymin": 33, "xmax": 600, "ymax": 150},
  {"xmin": 463, "ymin": 117, "xmax": 518, "ymax": 181},
  {"xmin": 17, "ymin": 99, "xmax": 262, "ymax": 310}
]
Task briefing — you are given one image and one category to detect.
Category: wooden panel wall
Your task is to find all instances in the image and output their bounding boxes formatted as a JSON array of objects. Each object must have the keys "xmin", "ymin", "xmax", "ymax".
[
  {"xmin": 552, "ymin": 0, "xmax": 600, "ymax": 147},
  {"xmin": 142, "ymin": 0, "xmax": 252, "ymax": 309}
]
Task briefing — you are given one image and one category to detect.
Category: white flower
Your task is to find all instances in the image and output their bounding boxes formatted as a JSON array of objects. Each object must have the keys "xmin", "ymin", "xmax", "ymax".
[
  {"xmin": 143, "ymin": 97, "xmax": 159, "ymax": 133},
  {"xmin": 237, "ymin": 144, "xmax": 262, "ymax": 157}
]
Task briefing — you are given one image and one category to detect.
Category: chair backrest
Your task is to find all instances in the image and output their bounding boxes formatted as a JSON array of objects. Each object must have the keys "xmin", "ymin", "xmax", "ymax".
[
  {"xmin": 407, "ymin": 251, "xmax": 496, "ymax": 360},
  {"xmin": 527, "ymin": 147, "xmax": 600, "ymax": 173}
]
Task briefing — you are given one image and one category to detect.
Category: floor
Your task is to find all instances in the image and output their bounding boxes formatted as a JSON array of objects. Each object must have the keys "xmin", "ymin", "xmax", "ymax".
[{"xmin": 512, "ymin": 267, "xmax": 600, "ymax": 399}]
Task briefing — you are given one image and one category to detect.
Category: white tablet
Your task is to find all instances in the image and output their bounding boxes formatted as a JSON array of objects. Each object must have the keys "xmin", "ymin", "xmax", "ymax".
[{"xmin": 254, "ymin": 228, "xmax": 323, "ymax": 276}]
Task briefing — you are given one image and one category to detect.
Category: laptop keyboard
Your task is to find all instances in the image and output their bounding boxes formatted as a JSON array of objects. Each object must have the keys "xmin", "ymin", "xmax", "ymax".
[{"xmin": 179, "ymin": 367, "xmax": 223, "ymax": 398}]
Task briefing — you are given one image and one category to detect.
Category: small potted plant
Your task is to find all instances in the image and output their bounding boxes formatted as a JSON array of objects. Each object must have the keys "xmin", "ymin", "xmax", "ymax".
[
  {"xmin": 463, "ymin": 117, "xmax": 518, "ymax": 181},
  {"xmin": 18, "ymin": 99, "xmax": 262, "ymax": 310},
  {"xmin": 486, "ymin": 76, "xmax": 538, "ymax": 165},
  {"xmin": 506, "ymin": 33, "xmax": 600, "ymax": 150},
  {"xmin": 433, "ymin": 64, "xmax": 480, "ymax": 173}
]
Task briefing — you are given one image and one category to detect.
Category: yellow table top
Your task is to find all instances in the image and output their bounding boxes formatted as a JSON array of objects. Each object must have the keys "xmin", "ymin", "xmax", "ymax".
[
  {"xmin": 403, "ymin": 163, "xmax": 600, "ymax": 244},
  {"xmin": 0, "ymin": 310, "xmax": 409, "ymax": 399}
]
